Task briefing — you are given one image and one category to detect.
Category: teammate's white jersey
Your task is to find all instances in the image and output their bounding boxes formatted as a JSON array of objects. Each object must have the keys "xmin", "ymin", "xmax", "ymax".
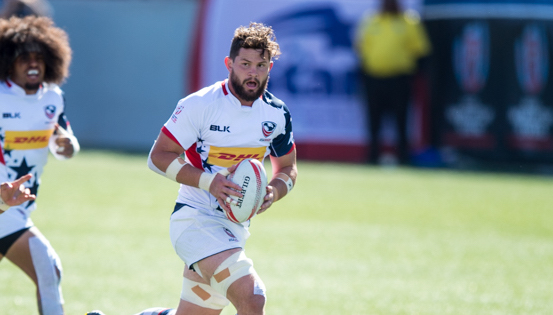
[
  {"xmin": 0, "ymin": 80, "xmax": 71, "ymax": 238},
  {"xmin": 163, "ymin": 79, "xmax": 295, "ymax": 217}
]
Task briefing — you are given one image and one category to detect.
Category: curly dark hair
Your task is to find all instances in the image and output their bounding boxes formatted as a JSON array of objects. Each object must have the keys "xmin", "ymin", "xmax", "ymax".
[
  {"xmin": 0, "ymin": 15, "xmax": 71, "ymax": 84},
  {"xmin": 229, "ymin": 22, "xmax": 281, "ymax": 61}
]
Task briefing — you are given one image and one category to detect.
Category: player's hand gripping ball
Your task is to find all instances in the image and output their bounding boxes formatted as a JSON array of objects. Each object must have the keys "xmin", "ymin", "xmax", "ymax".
[{"xmin": 224, "ymin": 158, "xmax": 267, "ymax": 223}]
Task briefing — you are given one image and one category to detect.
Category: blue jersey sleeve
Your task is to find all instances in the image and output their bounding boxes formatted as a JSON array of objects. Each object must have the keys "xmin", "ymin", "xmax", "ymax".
[
  {"xmin": 270, "ymin": 103, "xmax": 294, "ymax": 157},
  {"xmin": 57, "ymin": 94, "xmax": 70, "ymax": 130}
]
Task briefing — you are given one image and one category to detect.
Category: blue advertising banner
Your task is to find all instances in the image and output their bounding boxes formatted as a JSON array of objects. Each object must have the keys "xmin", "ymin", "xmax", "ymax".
[{"xmin": 424, "ymin": 0, "xmax": 553, "ymax": 164}]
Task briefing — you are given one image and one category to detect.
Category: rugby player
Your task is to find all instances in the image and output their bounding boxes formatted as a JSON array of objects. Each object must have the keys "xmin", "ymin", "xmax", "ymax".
[
  {"xmin": 88, "ymin": 22, "xmax": 297, "ymax": 315},
  {"xmin": 0, "ymin": 15, "xmax": 79, "ymax": 315}
]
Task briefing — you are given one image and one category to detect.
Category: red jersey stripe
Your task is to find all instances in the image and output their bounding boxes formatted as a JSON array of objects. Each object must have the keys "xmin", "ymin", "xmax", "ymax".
[
  {"xmin": 286, "ymin": 143, "xmax": 296, "ymax": 155},
  {"xmin": 0, "ymin": 147, "xmax": 5, "ymax": 165},
  {"xmin": 185, "ymin": 143, "xmax": 203, "ymax": 170},
  {"xmin": 161, "ymin": 126, "xmax": 183, "ymax": 148}
]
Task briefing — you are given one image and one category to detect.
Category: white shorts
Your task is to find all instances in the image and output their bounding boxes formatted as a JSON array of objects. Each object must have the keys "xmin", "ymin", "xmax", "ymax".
[
  {"xmin": 170, "ymin": 203, "xmax": 251, "ymax": 267},
  {"xmin": 0, "ymin": 207, "xmax": 33, "ymax": 239}
]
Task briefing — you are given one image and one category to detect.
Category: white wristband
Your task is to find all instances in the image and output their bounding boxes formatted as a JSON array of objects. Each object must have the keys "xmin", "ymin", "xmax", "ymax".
[
  {"xmin": 274, "ymin": 173, "xmax": 294, "ymax": 193},
  {"xmin": 0, "ymin": 197, "xmax": 10, "ymax": 211},
  {"xmin": 198, "ymin": 168, "xmax": 231, "ymax": 192},
  {"xmin": 166, "ymin": 157, "xmax": 187, "ymax": 182},
  {"xmin": 198, "ymin": 172, "xmax": 216, "ymax": 192}
]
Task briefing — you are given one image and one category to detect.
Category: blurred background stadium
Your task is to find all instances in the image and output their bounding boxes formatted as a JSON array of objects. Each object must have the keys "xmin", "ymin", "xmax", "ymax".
[{"xmin": 2, "ymin": 0, "xmax": 552, "ymax": 173}]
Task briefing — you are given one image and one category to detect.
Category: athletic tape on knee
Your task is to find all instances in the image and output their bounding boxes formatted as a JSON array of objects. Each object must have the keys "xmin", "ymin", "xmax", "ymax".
[
  {"xmin": 29, "ymin": 236, "xmax": 64, "ymax": 315},
  {"xmin": 210, "ymin": 251, "xmax": 254, "ymax": 297},
  {"xmin": 180, "ymin": 277, "xmax": 229, "ymax": 310}
]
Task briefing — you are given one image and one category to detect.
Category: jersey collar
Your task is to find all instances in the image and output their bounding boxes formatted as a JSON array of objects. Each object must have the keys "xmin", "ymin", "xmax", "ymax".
[
  {"xmin": 222, "ymin": 79, "xmax": 263, "ymax": 109},
  {"xmin": 4, "ymin": 79, "xmax": 44, "ymax": 97}
]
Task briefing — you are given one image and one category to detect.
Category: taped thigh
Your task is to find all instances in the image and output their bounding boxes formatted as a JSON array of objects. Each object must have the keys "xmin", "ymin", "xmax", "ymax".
[
  {"xmin": 29, "ymin": 236, "xmax": 64, "ymax": 315},
  {"xmin": 180, "ymin": 276, "xmax": 230, "ymax": 310},
  {"xmin": 210, "ymin": 251, "xmax": 265, "ymax": 298}
]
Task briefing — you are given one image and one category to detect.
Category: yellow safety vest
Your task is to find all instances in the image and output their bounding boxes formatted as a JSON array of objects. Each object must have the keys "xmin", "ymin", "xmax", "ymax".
[{"xmin": 355, "ymin": 11, "xmax": 431, "ymax": 77}]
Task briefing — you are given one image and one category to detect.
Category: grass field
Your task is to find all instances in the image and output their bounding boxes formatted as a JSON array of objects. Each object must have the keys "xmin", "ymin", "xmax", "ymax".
[{"xmin": 1, "ymin": 150, "xmax": 552, "ymax": 315}]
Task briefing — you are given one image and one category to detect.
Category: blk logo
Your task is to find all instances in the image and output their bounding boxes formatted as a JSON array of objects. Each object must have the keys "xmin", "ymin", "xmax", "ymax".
[
  {"xmin": 210, "ymin": 125, "xmax": 230, "ymax": 133},
  {"xmin": 3, "ymin": 112, "xmax": 21, "ymax": 119}
]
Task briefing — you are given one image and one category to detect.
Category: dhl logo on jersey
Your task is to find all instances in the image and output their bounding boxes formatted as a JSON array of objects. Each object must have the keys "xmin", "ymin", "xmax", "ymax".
[
  {"xmin": 4, "ymin": 129, "xmax": 53, "ymax": 150},
  {"xmin": 208, "ymin": 146, "xmax": 266, "ymax": 167}
]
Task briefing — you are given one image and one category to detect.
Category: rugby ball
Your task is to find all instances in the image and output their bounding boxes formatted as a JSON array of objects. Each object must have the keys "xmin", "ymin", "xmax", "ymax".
[{"xmin": 224, "ymin": 158, "xmax": 267, "ymax": 223}]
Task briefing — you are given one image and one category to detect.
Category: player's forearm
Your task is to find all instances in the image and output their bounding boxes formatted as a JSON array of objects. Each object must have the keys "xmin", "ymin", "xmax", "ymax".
[
  {"xmin": 150, "ymin": 148, "xmax": 206, "ymax": 189},
  {"xmin": 269, "ymin": 165, "xmax": 297, "ymax": 202}
]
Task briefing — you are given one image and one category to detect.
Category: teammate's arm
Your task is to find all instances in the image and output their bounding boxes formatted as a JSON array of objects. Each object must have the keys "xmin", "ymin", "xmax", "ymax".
[
  {"xmin": 148, "ymin": 131, "xmax": 243, "ymax": 210},
  {"xmin": 0, "ymin": 174, "xmax": 36, "ymax": 213},
  {"xmin": 258, "ymin": 148, "xmax": 297, "ymax": 214},
  {"xmin": 50, "ymin": 124, "xmax": 80, "ymax": 159}
]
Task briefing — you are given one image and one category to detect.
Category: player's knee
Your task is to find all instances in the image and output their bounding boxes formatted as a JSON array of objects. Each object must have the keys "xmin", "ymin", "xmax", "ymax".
[
  {"xmin": 210, "ymin": 251, "xmax": 267, "ymax": 312},
  {"xmin": 234, "ymin": 292, "xmax": 265, "ymax": 315},
  {"xmin": 227, "ymin": 272, "xmax": 266, "ymax": 314},
  {"xmin": 209, "ymin": 251, "xmax": 256, "ymax": 297}
]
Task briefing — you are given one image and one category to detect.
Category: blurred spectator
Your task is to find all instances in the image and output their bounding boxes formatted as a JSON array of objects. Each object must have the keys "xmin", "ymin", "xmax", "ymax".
[
  {"xmin": 355, "ymin": 0, "xmax": 431, "ymax": 165},
  {"xmin": 0, "ymin": 0, "xmax": 52, "ymax": 18}
]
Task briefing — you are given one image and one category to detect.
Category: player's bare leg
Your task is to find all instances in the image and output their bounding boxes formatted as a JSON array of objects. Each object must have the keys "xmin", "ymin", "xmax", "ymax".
[{"xmin": 4, "ymin": 226, "xmax": 64, "ymax": 315}]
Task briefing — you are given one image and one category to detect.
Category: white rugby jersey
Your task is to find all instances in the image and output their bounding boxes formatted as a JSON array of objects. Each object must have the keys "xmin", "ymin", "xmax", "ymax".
[
  {"xmin": 0, "ymin": 80, "xmax": 71, "ymax": 237},
  {"xmin": 163, "ymin": 79, "xmax": 295, "ymax": 214}
]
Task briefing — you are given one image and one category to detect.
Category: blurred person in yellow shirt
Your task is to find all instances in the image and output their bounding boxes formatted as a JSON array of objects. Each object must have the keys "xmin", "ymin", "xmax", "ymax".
[{"xmin": 355, "ymin": 0, "xmax": 431, "ymax": 165}]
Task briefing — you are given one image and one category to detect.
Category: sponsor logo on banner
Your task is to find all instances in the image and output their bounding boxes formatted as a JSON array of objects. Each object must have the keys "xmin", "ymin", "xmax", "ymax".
[
  {"xmin": 509, "ymin": 24, "xmax": 553, "ymax": 150},
  {"xmin": 446, "ymin": 22, "xmax": 495, "ymax": 148},
  {"xmin": 4, "ymin": 129, "xmax": 54, "ymax": 150},
  {"xmin": 515, "ymin": 24, "xmax": 548, "ymax": 95},
  {"xmin": 207, "ymin": 146, "xmax": 266, "ymax": 167},
  {"xmin": 44, "ymin": 105, "xmax": 56, "ymax": 119},
  {"xmin": 454, "ymin": 23, "xmax": 489, "ymax": 94}
]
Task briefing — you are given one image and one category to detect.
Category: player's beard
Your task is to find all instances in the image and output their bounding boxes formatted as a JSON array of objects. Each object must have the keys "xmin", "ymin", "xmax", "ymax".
[
  {"xmin": 230, "ymin": 71, "xmax": 268, "ymax": 102},
  {"xmin": 25, "ymin": 82, "xmax": 40, "ymax": 92}
]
